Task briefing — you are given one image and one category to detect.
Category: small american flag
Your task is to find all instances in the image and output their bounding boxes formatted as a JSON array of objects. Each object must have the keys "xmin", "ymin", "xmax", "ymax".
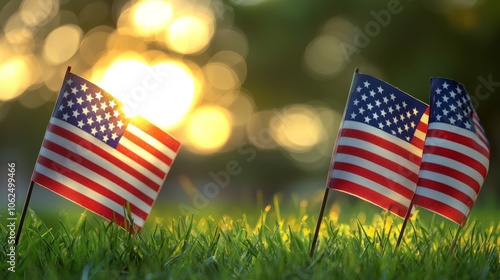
[
  {"xmin": 329, "ymin": 73, "xmax": 429, "ymax": 218},
  {"xmin": 413, "ymin": 78, "xmax": 490, "ymax": 226},
  {"xmin": 31, "ymin": 70, "xmax": 181, "ymax": 231}
]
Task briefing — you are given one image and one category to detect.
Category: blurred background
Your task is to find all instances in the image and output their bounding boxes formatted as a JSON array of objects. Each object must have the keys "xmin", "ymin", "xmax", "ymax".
[{"xmin": 0, "ymin": 0, "xmax": 498, "ymax": 221}]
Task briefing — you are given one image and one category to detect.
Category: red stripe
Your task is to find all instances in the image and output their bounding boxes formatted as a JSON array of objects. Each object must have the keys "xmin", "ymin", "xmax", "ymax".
[
  {"xmin": 340, "ymin": 128, "xmax": 423, "ymax": 166},
  {"xmin": 122, "ymin": 129, "xmax": 173, "ymax": 166},
  {"xmin": 332, "ymin": 161, "xmax": 415, "ymax": 199},
  {"xmin": 412, "ymin": 195, "xmax": 467, "ymax": 226},
  {"xmin": 410, "ymin": 130, "xmax": 425, "ymax": 149},
  {"xmin": 330, "ymin": 178, "xmax": 408, "ymax": 218},
  {"xmin": 48, "ymin": 123, "xmax": 160, "ymax": 192},
  {"xmin": 426, "ymin": 128, "xmax": 489, "ymax": 158},
  {"xmin": 130, "ymin": 116, "xmax": 181, "ymax": 152},
  {"xmin": 422, "ymin": 145, "xmax": 488, "ymax": 178},
  {"xmin": 36, "ymin": 154, "xmax": 149, "ymax": 220},
  {"xmin": 116, "ymin": 143, "xmax": 166, "ymax": 179},
  {"xmin": 335, "ymin": 145, "xmax": 419, "ymax": 184},
  {"xmin": 416, "ymin": 178, "xmax": 475, "ymax": 209},
  {"xmin": 41, "ymin": 139, "xmax": 155, "ymax": 206},
  {"xmin": 419, "ymin": 162, "xmax": 480, "ymax": 194},
  {"xmin": 32, "ymin": 172, "xmax": 139, "ymax": 230}
]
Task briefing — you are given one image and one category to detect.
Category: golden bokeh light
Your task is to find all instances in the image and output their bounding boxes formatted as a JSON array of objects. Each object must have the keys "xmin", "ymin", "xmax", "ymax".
[
  {"xmin": 186, "ymin": 106, "xmax": 232, "ymax": 153},
  {"xmin": 0, "ymin": 56, "xmax": 32, "ymax": 101},
  {"xmin": 43, "ymin": 24, "xmax": 83, "ymax": 65},
  {"xmin": 303, "ymin": 35, "xmax": 346, "ymax": 79},
  {"xmin": 130, "ymin": 0, "xmax": 173, "ymax": 37},
  {"xmin": 99, "ymin": 57, "xmax": 198, "ymax": 130},
  {"xmin": 20, "ymin": 0, "xmax": 59, "ymax": 27},
  {"xmin": 166, "ymin": 12, "xmax": 215, "ymax": 55},
  {"xmin": 203, "ymin": 62, "xmax": 240, "ymax": 92},
  {"xmin": 273, "ymin": 105, "xmax": 325, "ymax": 152}
]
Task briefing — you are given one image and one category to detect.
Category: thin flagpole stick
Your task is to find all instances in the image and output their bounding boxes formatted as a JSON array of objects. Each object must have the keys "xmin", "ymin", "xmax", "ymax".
[
  {"xmin": 394, "ymin": 199, "xmax": 414, "ymax": 250},
  {"xmin": 309, "ymin": 68, "xmax": 359, "ymax": 258},
  {"xmin": 449, "ymin": 224, "xmax": 462, "ymax": 254},
  {"xmin": 309, "ymin": 188, "xmax": 330, "ymax": 257},
  {"xmin": 15, "ymin": 181, "xmax": 35, "ymax": 245},
  {"xmin": 15, "ymin": 66, "xmax": 72, "ymax": 245}
]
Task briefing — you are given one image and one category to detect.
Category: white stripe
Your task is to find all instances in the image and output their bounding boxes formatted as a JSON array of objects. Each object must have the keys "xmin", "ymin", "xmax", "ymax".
[
  {"xmin": 35, "ymin": 163, "xmax": 145, "ymax": 227},
  {"xmin": 414, "ymin": 129, "xmax": 426, "ymax": 141},
  {"xmin": 415, "ymin": 187, "xmax": 470, "ymax": 217},
  {"xmin": 44, "ymin": 129, "xmax": 159, "ymax": 199},
  {"xmin": 39, "ymin": 147, "xmax": 154, "ymax": 213},
  {"xmin": 119, "ymin": 136, "xmax": 170, "ymax": 172},
  {"xmin": 127, "ymin": 124, "xmax": 178, "ymax": 159},
  {"xmin": 421, "ymin": 154, "xmax": 485, "ymax": 185},
  {"xmin": 343, "ymin": 121, "xmax": 424, "ymax": 155},
  {"xmin": 420, "ymin": 112, "xmax": 429, "ymax": 124},
  {"xmin": 333, "ymin": 153, "xmax": 417, "ymax": 192},
  {"xmin": 337, "ymin": 137, "xmax": 420, "ymax": 174},
  {"xmin": 331, "ymin": 169, "xmax": 410, "ymax": 207},
  {"xmin": 51, "ymin": 118, "xmax": 164, "ymax": 185},
  {"xmin": 418, "ymin": 170, "xmax": 478, "ymax": 201}
]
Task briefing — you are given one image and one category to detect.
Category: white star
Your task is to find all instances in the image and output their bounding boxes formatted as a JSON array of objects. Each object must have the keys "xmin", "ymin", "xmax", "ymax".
[
  {"xmin": 391, "ymin": 130, "xmax": 396, "ymax": 135},
  {"xmin": 375, "ymin": 100, "xmax": 381, "ymax": 107},
  {"xmin": 117, "ymin": 120, "xmax": 124, "ymax": 129},
  {"xmin": 62, "ymin": 113, "xmax": 69, "ymax": 121},
  {"xmin": 397, "ymin": 127, "xmax": 403, "ymax": 134},
  {"xmin": 364, "ymin": 116, "xmax": 371, "ymax": 123},
  {"xmin": 77, "ymin": 120, "xmax": 85, "ymax": 128},
  {"xmin": 449, "ymin": 91, "xmax": 456, "ymax": 99},
  {"xmin": 378, "ymin": 122, "xmax": 384, "ymax": 129},
  {"xmin": 443, "ymin": 108, "xmax": 449, "ymax": 116},
  {"xmin": 105, "ymin": 112, "xmax": 111, "ymax": 120},
  {"xmin": 71, "ymin": 87, "xmax": 78, "ymax": 94},
  {"xmin": 383, "ymin": 96, "xmax": 389, "ymax": 104},
  {"xmin": 81, "ymin": 83, "xmax": 88, "ymax": 92},
  {"xmin": 350, "ymin": 112, "xmax": 357, "ymax": 119},
  {"xmin": 406, "ymin": 136, "xmax": 410, "ymax": 141},
  {"xmin": 369, "ymin": 90, "xmax": 376, "ymax": 97},
  {"xmin": 91, "ymin": 104, "xmax": 99, "ymax": 113},
  {"xmin": 87, "ymin": 117, "xmax": 94, "ymax": 126},
  {"xmin": 456, "ymin": 85, "xmax": 462, "ymax": 94},
  {"xmin": 410, "ymin": 121, "xmax": 415, "ymax": 128},
  {"xmin": 358, "ymin": 107, "xmax": 365, "ymax": 114},
  {"xmin": 449, "ymin": 117, "xmax": 456, "ymax": 125},
  {"xmin": 388, "ymin": 106, "xmax": 394, "ymax": 114},
  {"xmin": 66, "ymin": 78, "xmax": 73, "ymax": 85},
  {"xmin": 353, "ymin": 99, "xmax": 360, "ymax": 106},
  {"xmin": 457, "ymin": 113, "xmax": 463, "ymax": 121},
  {"xmin": 413, "ymin": 108, "xmax": 418, "ymax": 115},
  {"xmin": 356, "ymin": 86, "xmax": 362, "ymax": 92},
  {"xmin": 361, "ymin": 94, "xmax": 368, "ymax": 101},
  {"xmin": 436, "ymin": 88, "xmax": 442, "ymax": 94},
  {"xmin": 67, "ymin": 99, "xmax": 74, "ymax": 108},
  {"xmin": 442, "ymin": 82, "xmax": 449, "ymax": 89},
  {"xmin": 372, "ymin": 112, "xmax": 379, "ymax": 120},
  {"xmin": 108, "ymin": 100, "xmax": 116, "ymax": 108},
  {"xmin": 111, "ymin": 133, "xmax": 118, "ymax": 140},
  {"xmin": 442, "ymin": 95, "xmax": 449, "ymax": 103},
  {"xmin": 449, "ymin": 104, "xmax": 457, "ymax": 111},
  {"xmin": 436, "ymin": 100, "xmax": 442, "ymax": 108},
  {"xmin": 393, "ymin": 117, "xmax": 399, "ymax": 124},
  {"xmin": 400, "ymin": 114, "xmax": 405, "ymax": 121},
  {"xmin": 76, "ymin": 97, "xmax": 84, "ymax": 105},
  {"xmin": 96, "ymin": 115, "xmax": 103, "ymax": 123},
  {"xmin": 402, "ymin": 101, "xmax": 407, "ymax": 108},
  {"xmin": 406, "ymin": 111, "xmax": 411, "ymax": 118},
  {"xmin": 380, "ymin": 109, "xmax": 387, "ymax": 117},
  {"xmin": 109, "ymin": 123, "xmax": 115, "ymax": 130},
  {"xmin": 390, "ymin": 93, "xmax": 396, "ymax": 101},
  {"xmin": 100, "ymin": 125, "xmax": 107, "ymax": 133},
  {"xmin": 91, "ymin": 128, "xmax": 98, "ymax": 135},
  {"xmin": 95, "ymin": 92, "xmax": 103, "ymax": 100},
  {"xmin": 386, "ymin": 119, "xmax": 391, "ymax": 126},
  {"xmin": 464, "ymin": 121, "xmax": 471, "ymax": 129},
  {"xmin": 377, "ymin": 86, "xmax": 384, "ymax": 93},
  {"xmin": 101, "ymin": 102, "xmax": 108, "ymax": 111},
  {"xmin": 366, "ymin": 103, "xmax": 374, "ymax": 110},
  {"xmin": 436, "ymin": 114, "xmax": 442, "ymax": 121},
  {"xmin": 113, "ymin": 110, "xmax": 120, "ymax": 117},
  {"xmin": 86, "ymin": 94, "xmax": 93, "ymax": 102},
  {"xmin": 395, "ymin": 104, "xmax": 401, "ymax": 111},
  {"xmin": 363, "ymin": 81, "xmax": 370, "ymax": 88},
  {"xmin": 102, "ymin": 135, "xmax": 109, "ymax": 142},
  {"xmin": 82, "ymin": 107, "xmax": 90, "ymax": 115},
  {"xmin": 72, "ymin": 109, "xmax": 80, "ymax": 118},
  {"xmin": 404, "ymin": 124, "xmax": 409, "ymax": 131},
  {"xmin": 58, "ymin": 104, "xmax": 64, "ymax": 111},
  {"xmin": 63, "ymin": 91, "xmax": 70, "ymax": 98}
]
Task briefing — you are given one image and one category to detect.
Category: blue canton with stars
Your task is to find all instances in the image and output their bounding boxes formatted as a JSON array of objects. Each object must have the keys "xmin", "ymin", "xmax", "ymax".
[
  {"xmin": 345, "ymin": 73, "xmax": 428, "ymax": 143},
  {"xmin": 429, "ymin": 78, "xmax": 476, "ymax": 133},
  {"xmin": 53, "ymin": 73, "xmax": 128, "ymax": 148}
]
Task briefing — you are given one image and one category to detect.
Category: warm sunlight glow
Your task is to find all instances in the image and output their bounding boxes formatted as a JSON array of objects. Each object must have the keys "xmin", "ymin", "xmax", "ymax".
[
  {"xmin": 43, "ymin": 24, "xmax": 82, "ymax": 65},
  {"xmin": 0, "ymin": 56, "xmax": 31, "ymax": 101},
  {"xmin": 186, "ymin": 106, "xmax": 232, "ymax": 153},
  {"xmin": 167, "ymin": 14, "xmax": 214, "ymax": 54},
  {"xmin": 100, "ymin": 58, "xmax": 198, "ymax": 129},
  {"xmin": 131, "ymin": 0, "xmax": 172, "ymax": 37}
]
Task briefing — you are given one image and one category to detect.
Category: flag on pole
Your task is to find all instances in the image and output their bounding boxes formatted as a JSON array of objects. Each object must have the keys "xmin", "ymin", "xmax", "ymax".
[
  {"xmin": 412, "ymin": 78, "xmax": 490, "ymax": 226},
  {"xmin": 31, "ymin": 70, "xmax": 181, "ymax": 231},
  {"xmin": 329, "ymin": 73, "xmax": 429, "ymax": 218}
]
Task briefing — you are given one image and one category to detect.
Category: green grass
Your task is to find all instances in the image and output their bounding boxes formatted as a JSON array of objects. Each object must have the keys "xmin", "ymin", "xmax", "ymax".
[{"xmin": 1, "ymin": 200, "xmax": 499, "ymax": 279}]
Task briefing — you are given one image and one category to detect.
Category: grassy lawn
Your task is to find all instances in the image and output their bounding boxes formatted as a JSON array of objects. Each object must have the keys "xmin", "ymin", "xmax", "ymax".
[{"xmin": 1, "ymin": 198, "xmax": 499, "ymax": 279}]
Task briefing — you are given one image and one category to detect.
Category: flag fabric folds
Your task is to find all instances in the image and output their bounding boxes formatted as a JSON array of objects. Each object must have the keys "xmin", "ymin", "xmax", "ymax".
[
  {"xmin": 329, "ymin": 73, "xmax": 430, "ymax": 218},
  {"xmin": 413, "ymin": 78, "xmax": 490, "ymax": 226},
  {"xmin": 31, "ymin": 71, "xmax": 181, "ymax": 231}
]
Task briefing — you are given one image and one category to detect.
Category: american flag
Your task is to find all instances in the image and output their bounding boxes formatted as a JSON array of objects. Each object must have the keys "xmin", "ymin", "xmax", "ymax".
[
  {"xmin": 412, "ymin": 78, "xmax": 490, "ymax": 226},
  {"xmin": 329, "ymin": 73, "xmax": 429, "ymax": 218},
  {"xmin": 31, "ymin": 70, "xmax": 181, "ymax": 231}
]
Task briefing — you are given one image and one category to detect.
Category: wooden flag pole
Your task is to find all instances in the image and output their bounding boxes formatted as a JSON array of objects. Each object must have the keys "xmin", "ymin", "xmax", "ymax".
[
  {"xmin": 15, "ymin": 181, "xmax": 35, "ymax": 245},
  {"xmin": 15, "ymin": 66, "xmax": 72, "ymax": 245},
  {"xmin": 394, "ymin": 199, "xmax": 414, "ymax": 250},
  {"xmin": 309, "ymin": 68, "xmax": 359, "ymax": 258},
  {"xmin": 309, "ymin": 188, "xmax": 330, "ymax": 257}
]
